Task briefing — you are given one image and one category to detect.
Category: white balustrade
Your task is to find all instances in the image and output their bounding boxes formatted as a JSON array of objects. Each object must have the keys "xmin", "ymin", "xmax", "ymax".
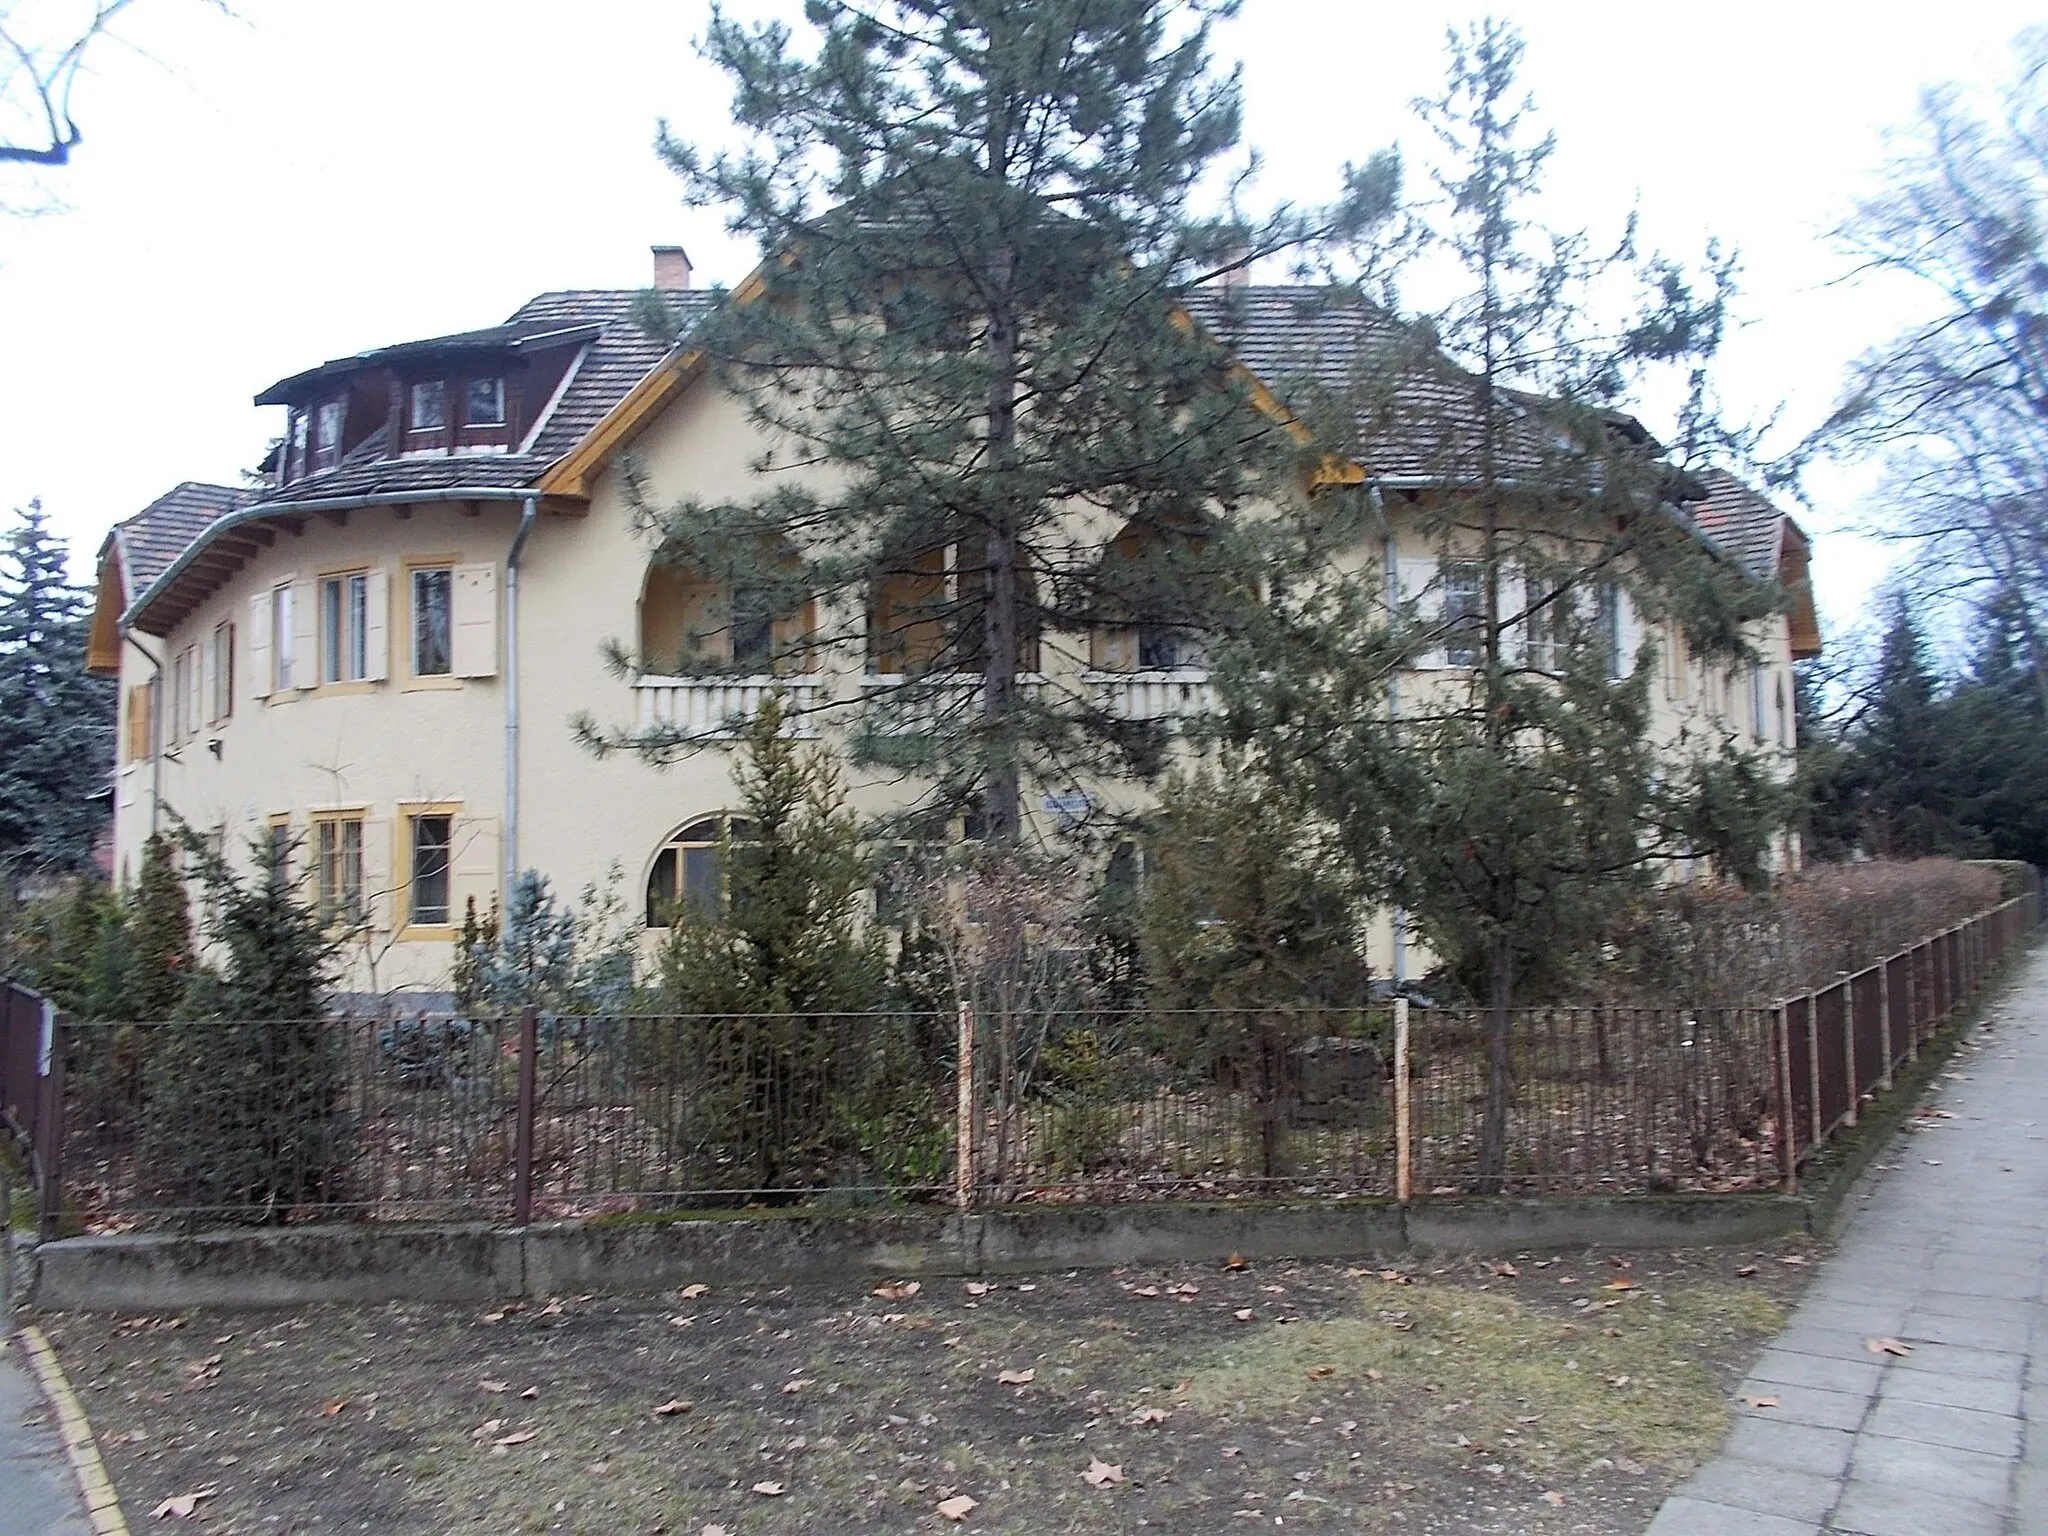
[
  {"xmin": 632, "ymin": 676, "xmax": 824, "ymax": 740},
  {"xmin": 1084, "ymin": 668, "xmax": 1216, "ymax": 723},
  {"xmin": 859, "ymin": 672, "xmax": 1045, "ymax": 734}
]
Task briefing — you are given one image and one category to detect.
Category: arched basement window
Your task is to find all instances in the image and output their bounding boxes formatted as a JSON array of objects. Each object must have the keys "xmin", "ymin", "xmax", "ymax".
[{"xmin": 645, "ymin": 815, "xmax": 755, "ymax": 927}]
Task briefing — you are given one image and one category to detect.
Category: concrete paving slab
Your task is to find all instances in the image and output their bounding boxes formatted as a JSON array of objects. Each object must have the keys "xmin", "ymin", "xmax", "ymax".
[{"xmin": 1647, "ymin": 941, "xmax": 2048, "ymax": 1535}]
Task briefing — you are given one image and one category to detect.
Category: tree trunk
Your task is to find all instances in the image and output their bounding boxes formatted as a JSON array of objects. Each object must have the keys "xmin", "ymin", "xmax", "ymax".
[{"xmin": 1476, "ymin": 929, "xmax": 1515, "ymax": 1192}]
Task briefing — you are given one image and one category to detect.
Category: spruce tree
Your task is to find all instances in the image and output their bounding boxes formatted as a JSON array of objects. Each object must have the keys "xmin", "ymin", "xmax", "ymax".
[
  {"xmin": 657, "ymin": 692, "xmax": 885, "ymax": 1015},
  {"xmin": 588, "ymin": 0, "xmax": 1384, "ymax": 846},
  {"xmin": 1859, "ymin": 602, "xmax": 1977, "ymax": 858},
  {"xmin": 125, "ymin": 832, "xmax": 193, "ymax": 1020},
  {"xmin": 1218, "ymin": 20, "xmax": 1787, "ymax": 1189},
  {"xmin": 143, "ymin": 831, "xmax": 349, "ymax": 1222},
  {"xmin": 0, "ymin": 501, "xmax": 116, "ymax": 879}
]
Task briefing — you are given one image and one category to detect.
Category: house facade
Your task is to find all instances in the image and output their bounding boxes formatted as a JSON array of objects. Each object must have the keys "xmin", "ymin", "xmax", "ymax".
[{"xmin": 88, "ymin": 248, "xmax": 1821, "ymax": 995}]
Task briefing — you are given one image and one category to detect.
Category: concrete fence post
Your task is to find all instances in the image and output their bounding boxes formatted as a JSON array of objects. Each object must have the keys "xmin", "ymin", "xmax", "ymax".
[
  {"xmin": 512, "ymin": 1005, "xmax": 539, "ymax": 1227},
  {"xmin": 1806, "ymin": 992, "xmax": 1823, "ymax": 1147},
  {"xmin": 955, "ymin": 1001, "xmax": 976, "ymax": 1210},
  {"xmin": 1393, "ymin": 999, "xmax": 1412, "ymax": 1203},
  {"xmin": 1877, "ymin": 959, "xmax": 1893, "ymax": 1092}
]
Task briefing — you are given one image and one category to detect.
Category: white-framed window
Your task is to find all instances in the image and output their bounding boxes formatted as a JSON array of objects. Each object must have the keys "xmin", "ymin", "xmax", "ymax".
[
  {"xmin": 321, "ymin": 571, "xmax": 370, "ymax": 683},
  {"xmin": 1775, "ymin": 675, "xmax": 1790, "ymax": 748},
  {"xmin": 312, "ymin": 399, "xmax": 345, "ymax": 472},
  {"xmin": 465, "ymin": 376, "xmax": 505, "ymax": 427},
  {"xmin": 410, "ymin": 381, "xmax": 445, "ymax": 432},
  {"xmin": 407, "ymin": 813, "xmax": 454, "ymax": 927},
  {"xmin": 287, "ymin": 409, "xmax": 308, "ymax": 480},
  {"xmin": 1749, "ymin": 666, "xmax": 1766, "ymax": 740},
  {"xmin": 208, "ymin": 620, "xmax": 234, "ymax": 724},
  {"xmin": 645, "ymin": 815, "xmax": 754, "ymax": 928},
  {"xmin": 272, "ymin": 585, "xmax": 295, "ymax": 692},
  {"xmin": 1522, "ymin": 574, "xmax": 1569, "ymax": 674},
  {"xmin": 1598, "ymin": 583, "xmax": 1624, "ymax": 679},
  {"xmin": 411, "ymin": 567, "xmax": 453, "ymax": 676},
  {"xmin": 314, "ymin": 815, "xmax": 364, "ymax": 927},
  {"xmin": 1441, "ymin": 561, "xmax": 1484, "ymax": 667}
]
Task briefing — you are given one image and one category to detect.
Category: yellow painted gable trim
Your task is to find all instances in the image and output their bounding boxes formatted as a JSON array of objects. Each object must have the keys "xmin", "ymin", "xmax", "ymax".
[
  {"xmin": 86, "ymin": 552, "xmax": 126, "ymax": 676},
  {"xmin": 537, "ymin": 267, "xmax": 773, "ymax": 502}
]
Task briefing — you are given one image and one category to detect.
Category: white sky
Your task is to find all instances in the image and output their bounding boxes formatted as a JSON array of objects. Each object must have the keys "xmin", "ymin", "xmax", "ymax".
[{"xmin": 0, "ymin": 0, "xmax": 2035, "ymax": 646}]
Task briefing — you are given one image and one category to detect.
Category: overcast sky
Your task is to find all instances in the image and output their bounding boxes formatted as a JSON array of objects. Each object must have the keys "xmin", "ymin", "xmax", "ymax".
[{"xmin": 0, "ymin": 0, "xmax": 2035, "ymax": 643}]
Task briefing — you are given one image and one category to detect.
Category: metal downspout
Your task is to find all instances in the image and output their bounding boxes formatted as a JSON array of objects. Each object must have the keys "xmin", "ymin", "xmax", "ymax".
[{"xmin": 503, "ymin": 495, "xmax": 539, "ymax": 898}]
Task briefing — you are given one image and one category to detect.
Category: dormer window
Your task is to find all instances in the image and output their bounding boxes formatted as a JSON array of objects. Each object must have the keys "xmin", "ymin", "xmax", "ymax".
[
  {"xmin": 466, "ymin": 377, "xmax": 505, "ymax": 427},
  {"xmin": 312, "ymin": 399, "xmax": 345, "ymax": 472},
  {"xmin": 288, "ymin": 410, "xmax": 308, "ymax": 480},
  {"xmin": 410, "ymin": 381, "xmax": 446, "ymax": 432}
]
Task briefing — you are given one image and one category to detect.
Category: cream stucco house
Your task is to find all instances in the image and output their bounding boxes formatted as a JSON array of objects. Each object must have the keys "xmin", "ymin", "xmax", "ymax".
[{"xmin": 87, "ymin": 248, "xmax": 1821, "ymax": 993}]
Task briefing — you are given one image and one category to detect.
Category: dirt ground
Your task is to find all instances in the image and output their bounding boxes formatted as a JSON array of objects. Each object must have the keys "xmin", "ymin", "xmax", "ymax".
[{"xmin": 41, "ymin": 1238, "xmax": 1817, "ymax": 1535}]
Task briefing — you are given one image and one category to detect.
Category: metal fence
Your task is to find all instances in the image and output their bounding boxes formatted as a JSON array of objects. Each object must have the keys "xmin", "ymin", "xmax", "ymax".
[{"xmin": 1, "ymin": 888, "xmax": 2038, "ymax": 1233}]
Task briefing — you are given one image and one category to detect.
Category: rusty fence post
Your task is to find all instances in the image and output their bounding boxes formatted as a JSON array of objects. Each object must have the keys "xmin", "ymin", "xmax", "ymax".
[
  {"xmin": 955, "ymin": 1001, "xmax": 976, "ymax": 1209},
  {"xmin": 1393, "ymin": 999, "xmax": 1413, "ymax": 1203},
  {"xmin": 1772, "ymin": 1003, "xmax": 1797, "ymax": 1195},
  {"xmin": 1841, "ymin": 981, "xmax": 1858, "ymax": 1127},
  {"xmin": 36, "ymin": 1004, "xmax": 67, "ymax": 1241},
  {"xmin": 512, "ymin": 1005, "xmax": 539, "ymax": 1227}
]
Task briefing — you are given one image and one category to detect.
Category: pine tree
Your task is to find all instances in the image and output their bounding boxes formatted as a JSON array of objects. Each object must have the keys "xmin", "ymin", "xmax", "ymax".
[
  {"xmin": 143, "ymin": 830, "xmax": 349, "ymax": 1222},
  {"xmin": 0, "ymin": 501, "xmax": 116, "ymax": 880},
  {"xmin": 1218, "ymin": 20, "xmax": 1787, "ymax": 1190},
  {"xmin": 125, "ymin": 832, "xmax": 193, "ymax": 1021},
  {"xmin": 585, "ymin": 0, "xmax": 1384, "ymax": 848}
]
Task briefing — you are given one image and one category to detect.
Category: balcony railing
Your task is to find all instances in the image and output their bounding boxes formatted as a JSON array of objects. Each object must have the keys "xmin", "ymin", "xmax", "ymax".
[
  {"xmin": 859, "ymin": 672, "xmax": 1045, "ymax": 734},
  {"xmin": 633, "ymin": 676, "xmax": 824, "ymax": 740},
  {"xmin": 1085, "ymin": 668, "xmax": 1216, "ymax": 724}
]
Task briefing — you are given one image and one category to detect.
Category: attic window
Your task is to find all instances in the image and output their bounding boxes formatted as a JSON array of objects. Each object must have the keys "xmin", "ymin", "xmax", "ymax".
[
  {"xmin": 312, "ymin": 399, "xmax": 345, "ymax": 472},
  {"xmin": 466, "ymin": 377, "xmax": 505, "ymax": 427},
  {"xmin": 410, "ymin": 381, "xmax": 446, "ymax": 432}
]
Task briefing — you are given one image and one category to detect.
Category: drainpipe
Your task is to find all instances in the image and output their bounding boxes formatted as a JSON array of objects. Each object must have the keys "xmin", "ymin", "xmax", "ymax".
[
  {"xmin": 1372, "ymin": 486, "xmax": 1409, "ymax": 988},
  {"xmin": 122, "ymin": 632, "xmax": 166, "ymax": 840},
  {"xmin": 503, "ymin": 494, "xmax": 540, "ymax": 897}
]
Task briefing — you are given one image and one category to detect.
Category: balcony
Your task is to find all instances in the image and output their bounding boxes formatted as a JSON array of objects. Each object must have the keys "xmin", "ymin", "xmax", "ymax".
[
  {"xmin": 859, "ymin": 672, "xmax": 1045, "ymax": 735},
  {"xmin": 1085, "ymin": 668, "xmax": 1216, "ymax": 724},
  {"xmin": 632, "ymin": 676, "xmax": 824, "ymax": 740}
]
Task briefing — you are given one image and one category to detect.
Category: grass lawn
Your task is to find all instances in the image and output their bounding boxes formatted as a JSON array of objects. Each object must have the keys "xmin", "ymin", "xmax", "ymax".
[{"xmin": 40, "ymin": 1238, "xmax": 1815, "ymax": 1534}]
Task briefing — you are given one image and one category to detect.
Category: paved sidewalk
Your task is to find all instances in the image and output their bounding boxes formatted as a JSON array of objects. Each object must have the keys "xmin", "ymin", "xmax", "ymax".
[
  {"xmin": 1648, "ymin": 941, "xmax": 2048, "ymax": 1536},
  {"xmin": 1, "ymin": 1240, "xmax": 92, "ymax": 1536}
]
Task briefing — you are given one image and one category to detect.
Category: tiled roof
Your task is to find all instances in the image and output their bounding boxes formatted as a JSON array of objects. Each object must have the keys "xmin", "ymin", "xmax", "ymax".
[
  {"xmin": 244, "ymin": 288, "xmax": 718, "ymax": 509},
  {"xmin": 1691, "ymin": 468, "xmax": 1788, "ymax": 580},
  {"xmin": 1182, "ymin": 286, "xmax": 1558, "ymax": 481},
  {"xmin": 516, "ymin": 289, "xmax": 718, "ymax": 460},
  {"xmin": 113, "ymin": 481, "xmax": 252, "ymax": 591}
]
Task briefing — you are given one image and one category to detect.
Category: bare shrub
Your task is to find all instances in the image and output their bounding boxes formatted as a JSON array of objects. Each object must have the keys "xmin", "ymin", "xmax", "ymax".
[{"xmin": 1607, "ymin": 858, "xmax": 2005, "ymax": 1004}]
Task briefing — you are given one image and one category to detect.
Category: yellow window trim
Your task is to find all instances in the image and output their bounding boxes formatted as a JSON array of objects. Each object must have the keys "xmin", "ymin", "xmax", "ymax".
[
  {"xmin": 394, "ymin": 801, "xmax": 463, "ymax": 940},
  {"xmin": 399, "ymin": 553, "xmax": 464, "ymax": 685}
]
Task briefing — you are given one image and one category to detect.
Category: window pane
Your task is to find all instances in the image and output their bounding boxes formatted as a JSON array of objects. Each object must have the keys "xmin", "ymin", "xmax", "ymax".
[
  {"xmin": 321, "ymin": 578, "xmax": 342, "ymax": 683},
  {"xmin": 314, "ymin": 400, "xmax": 344, "ymax": 470},
  {"xmin": 731, "ymin": 584, "xmax": 773, "ymax": 670},
  {"xmin": 411, "ymin": 381, "xmax": 445, "ymax": 431},
  {"xmin": 1442, "ymin": 562, "xmax": 1483, "ymax": 667},
  {"xmin": 682, "ymin": 845, "xmax": 721, "ymax": 918},
  {"xmin": 413, "ymin": 568, "xmax": 453, "ymax": 676},
  {"xmin": 466, "ymin": 376, "xmax": 505, "ymax": 426},
  {"xmin": 645, "ymin": 847, "xmax": 679, "ymax": 927},
  {"xmin": 348, "ymin": 573, "xmax": 367, "ymax": 680},
  {"xmin": 274, "ymin": 586, "xmax": 293, "ymax": 690},
  {"xmin": 411, "ymin": 815, "xmax": 452, "ymax": 927}
]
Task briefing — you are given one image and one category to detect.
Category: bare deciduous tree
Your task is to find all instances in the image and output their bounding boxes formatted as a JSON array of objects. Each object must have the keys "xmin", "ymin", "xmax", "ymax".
[{"xmin": 1, "ymin": 1, "xmax": 222, "ymax": 168}]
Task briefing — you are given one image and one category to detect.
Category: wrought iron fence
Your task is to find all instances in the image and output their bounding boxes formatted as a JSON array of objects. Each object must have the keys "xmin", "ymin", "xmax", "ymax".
[{"xmin": 1, "ymin": 888, "xmax": 2039, "ymax": 1232}]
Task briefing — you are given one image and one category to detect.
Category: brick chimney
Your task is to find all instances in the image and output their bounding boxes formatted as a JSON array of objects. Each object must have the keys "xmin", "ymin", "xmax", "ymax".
[{"xmin": 652, "ymin": 245, "xmax": 693, "ymax": 290}]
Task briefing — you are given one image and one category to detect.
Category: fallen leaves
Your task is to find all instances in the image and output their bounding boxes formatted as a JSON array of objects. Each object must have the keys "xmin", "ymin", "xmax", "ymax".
[
  {"xmin": 996, "ymin": 1368, "xmax": 1035, "ymax": 1386},
  {"xmin": 1539, "ymin": 1490, "xmax": 1566, "ymax": 1507},
  {"xmin": 1232, "ymin": 1308, "xmax": 1254, "ymax": 1322},
  {"xmin": 1131, "ymin": 1406, "xmax": 1171, "ymax": 1426},
  {"xmin": 1306, "ymin": 1365, "xmax": 1337, "ymax": 1380},
  {"xmin": 1081, "ymin": 1458, "xmax": 1124, "ymax": 1489},
  {"xmin": 679, "ymin": 1284, "xmax": 710, "ymax": 1300},
  {"xmin": 319, "ymin": 1399, "xmax": 346, "ymax": 1417},
  {"xmin": 751, "ymin": 1480, "xmax": 786, "ymax": 1497},
  {"xmin": 936, "ymin": 1493, "xmax": 978, "ymax": 1521},
  {"xmin": 653, "ymin": 1399, "xmax": 694, "ymax": 1417},
  {"xmin": 1743, "ymin": 1394, "xmax": 1781, "ymax": 1409},
  {"xmin": 149, "ymin": 1488, "xmax": 218, "ymax": 1520},
  {"xmin": 1603, "ymin": 1277, "xmax": 1637, "ymax": 1292},
  {"xmin": 1491, "ymin": 1262, "xmax": 1520, "ymax": 1278},
  {"xmin": 492, "ymin": 1429, "xmax": 537, "ymax": 1447},
  {"xmin": 1866, "ymin": 1337, "xmax": 1913, "ymax": 1357},
  {"xmin": 1224, "ymin": 1252, "xmax": 1248, "ymax": 1271},
  {"xmin": 964, "ymin": 1282, "xmax": 993, "ymax": 1296},
  {"xmin": 1735, "ymin": 1265, "xmax": 1758, "ymax": 1278},
  {"xmin": 873, "ymin": 1280, "xmax": 922, "ymax": 1301},
  {"xmin": 478, "ymin": 1379, "xmax": 509, "ymax": 1394},
  {"xmin": 781, "ymin": 1379, "xmax": 812, "ymax": 1394}
]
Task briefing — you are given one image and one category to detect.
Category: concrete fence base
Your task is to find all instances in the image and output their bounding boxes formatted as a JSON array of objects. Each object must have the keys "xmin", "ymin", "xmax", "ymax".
[{"xmin": 22, "ymin": 1192, "xmax": 1811, "ymax": 1312}]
